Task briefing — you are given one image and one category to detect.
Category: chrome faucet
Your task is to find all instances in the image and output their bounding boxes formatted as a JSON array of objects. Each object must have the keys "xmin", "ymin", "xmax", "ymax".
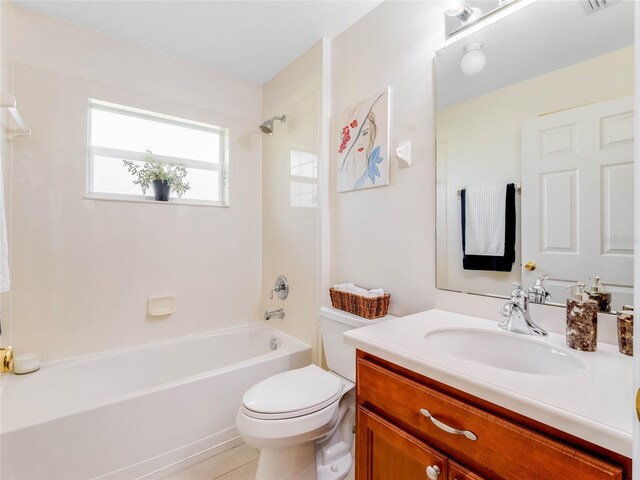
[
  {"xmin": 499, "ymin": 283, "xmax": 547, "ymax": 336},
  {"xmin": 264, "ymin": 308, "xmax": 285, "ymax": 321},
  {"xmin": 528, "ymin": 274, "xmax": 551, "ymax": 304},
  {"xmin": 270, "ymin": 275, "xmax": 289, "ymax": 300}
]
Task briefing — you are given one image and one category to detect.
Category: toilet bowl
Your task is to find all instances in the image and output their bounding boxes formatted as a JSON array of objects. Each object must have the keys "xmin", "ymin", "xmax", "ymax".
[
  {"xmin": 236, "ymin": 364, "xmax": 355, "ymax": 480},
  {"xmin": 236, "ymin": 306, "xmax": 394, "ymax": 480}
]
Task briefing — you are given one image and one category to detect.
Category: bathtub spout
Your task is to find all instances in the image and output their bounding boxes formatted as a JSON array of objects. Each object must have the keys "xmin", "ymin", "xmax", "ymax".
[{"xmin": 264, "ymin": 308, "xmax": 285, "ymax": 321}]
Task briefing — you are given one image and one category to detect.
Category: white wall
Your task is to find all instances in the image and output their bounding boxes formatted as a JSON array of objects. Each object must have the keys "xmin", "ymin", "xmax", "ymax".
[
  {"xmin": 437, "ymin": 46, "xmax": 634, "ymax": 296},
  {"xmin": 330, "ymin": 1, "xmax": 445, "ymax": 316},
  {"xmin": 329, "ymin": 1, "xmax": 630, "ymax": 348},
  {"xmin": 261, "ymin": 41, "xmax": 325, "ymax": 363},
  {"xmin": 0, "ymin": 4, "xmax": 263, "ymax": 361}
]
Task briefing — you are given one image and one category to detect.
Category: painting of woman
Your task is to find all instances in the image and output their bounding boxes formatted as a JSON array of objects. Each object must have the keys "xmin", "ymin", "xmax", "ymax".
[{"xmin": 337, "ymin": 88, "xmax": 390, "ymax": 192}]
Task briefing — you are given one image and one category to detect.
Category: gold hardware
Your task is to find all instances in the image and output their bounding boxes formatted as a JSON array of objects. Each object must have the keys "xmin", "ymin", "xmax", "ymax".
[
  {"xmin": 0, "ymin": 346, "xmax": 14, "ymax": 373},
  {"xmin": 636, "ymin": 388, "xmax": 640, "ymax": 422},
  {"xmin": 524, "ymin": 262, "xmax": 537, "ymax": 272}
]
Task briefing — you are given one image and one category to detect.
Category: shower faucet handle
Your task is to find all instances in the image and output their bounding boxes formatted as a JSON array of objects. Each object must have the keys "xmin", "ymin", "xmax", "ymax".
[{"xmin": 270, "ymin": 275, "xmax": 289, "ymax": 300}]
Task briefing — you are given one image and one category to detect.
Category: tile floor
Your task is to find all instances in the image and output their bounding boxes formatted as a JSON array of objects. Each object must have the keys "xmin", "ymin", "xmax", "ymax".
[
  {"xmin": 165, "ymin": 442, "xmax": 356, "ymax": 480},
  {"xmin": 162, "ymin": 444, "xmax": 259, "ymax": 480}
]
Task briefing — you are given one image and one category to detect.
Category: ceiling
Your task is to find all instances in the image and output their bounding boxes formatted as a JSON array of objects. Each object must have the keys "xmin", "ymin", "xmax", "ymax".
[
  {"xmin": 13, "ymin": 0, "xmax": 382, "ymax": 85},
  {"xmin": 436, "ymin": 0, "xmax": 634, "ymax": 108}
]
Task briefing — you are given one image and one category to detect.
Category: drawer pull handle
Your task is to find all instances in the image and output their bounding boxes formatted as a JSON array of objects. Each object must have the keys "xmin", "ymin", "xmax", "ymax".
[
  {"xmin": 426, "ymin": 465, "xmax": 440, "ymax": 479},
  {"xmin": 420, "ymin": 408, "xmax": 478, "ymax": 441}
]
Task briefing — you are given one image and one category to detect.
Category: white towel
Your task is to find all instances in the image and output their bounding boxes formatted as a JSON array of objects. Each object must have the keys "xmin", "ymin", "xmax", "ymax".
[
  {"xmin": 464, "ymin": 184, "xmax": 507, "ymax": 256},
  {"xmin": 333, "ymin": 283, "xmax": 385, "ymax": 297}
]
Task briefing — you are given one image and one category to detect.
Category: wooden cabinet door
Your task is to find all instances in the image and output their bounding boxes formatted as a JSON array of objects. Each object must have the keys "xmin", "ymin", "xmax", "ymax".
[
  {"xmin": 449, "ymin": 461, "xmax": 485, "ymax": 480},
  {"xmin": 356, "ymin": 407, "xmax": 447, "ymax": 480}
]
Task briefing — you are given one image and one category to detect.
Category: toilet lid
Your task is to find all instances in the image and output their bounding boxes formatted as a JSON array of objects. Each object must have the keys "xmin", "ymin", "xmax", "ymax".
[{"xmin": 242, "ymin": 365, "xmax": 343, "ymax": 419}]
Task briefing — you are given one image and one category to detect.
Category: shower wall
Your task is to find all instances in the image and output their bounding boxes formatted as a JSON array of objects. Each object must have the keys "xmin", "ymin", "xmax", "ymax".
[
  {"xmin": 261, "ymin": 41, "xmax": 328, "ymax": 363},
  {"xmin": 0, "ymin": 3, "xmax": 263, "ymax": 360}
]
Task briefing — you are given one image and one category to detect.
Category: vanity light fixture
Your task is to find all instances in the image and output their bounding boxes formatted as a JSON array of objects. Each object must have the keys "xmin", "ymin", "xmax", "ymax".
[
  {"xmin": 460, "ymin": 41, "xmax": 486, "ymax": 76},
  {"xmin": 587, "ymin": 0, "xmax": 610, "ymax": 10},
  {"xmin": 445, "ymin": 0, "xmax": 482, "ymax": 25}
]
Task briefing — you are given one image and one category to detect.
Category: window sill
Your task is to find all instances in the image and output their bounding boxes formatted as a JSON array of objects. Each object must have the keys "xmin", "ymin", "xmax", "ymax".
[{"xmin": 85, "ymin": 193, "xmax": 229, "ymax": 208}]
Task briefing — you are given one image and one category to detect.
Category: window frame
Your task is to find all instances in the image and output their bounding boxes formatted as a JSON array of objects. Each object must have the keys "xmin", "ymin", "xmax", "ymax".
[
  {"xmin": 288, "ymin": 145, "xmax": 318, "ymax": 209},
  {"xmin": 86, "ymin": 99, "xmax": 229, "ymax": 207}
]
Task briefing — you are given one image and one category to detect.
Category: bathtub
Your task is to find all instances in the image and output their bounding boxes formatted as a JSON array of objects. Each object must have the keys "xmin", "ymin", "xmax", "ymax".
[{"xmin": 0, "ymin": 323, "xmax": 311, "ymax": 480}]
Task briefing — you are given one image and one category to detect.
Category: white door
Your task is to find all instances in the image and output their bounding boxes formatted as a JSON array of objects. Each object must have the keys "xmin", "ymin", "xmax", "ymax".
[{"xmin": 521, "ymin": 95, "xmax": 634, "ymax": 307}]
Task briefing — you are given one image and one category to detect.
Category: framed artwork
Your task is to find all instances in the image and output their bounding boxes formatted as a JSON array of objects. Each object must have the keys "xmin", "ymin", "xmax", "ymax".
[{"xmin": 337, "ymin": 87, "xmax": 390, "ymax": 192}]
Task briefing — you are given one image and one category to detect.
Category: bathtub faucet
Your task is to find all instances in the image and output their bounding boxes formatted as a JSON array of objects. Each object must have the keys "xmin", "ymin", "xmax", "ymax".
[{"xmin": 264, "ymin": 308, "xmax": 285, "ymax": 321}]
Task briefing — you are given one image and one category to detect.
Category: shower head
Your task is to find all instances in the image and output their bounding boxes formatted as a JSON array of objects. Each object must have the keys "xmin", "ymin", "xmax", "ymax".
[{"xmin": 259, "ymin": 115, "xmax": 286, "ymax": 135}]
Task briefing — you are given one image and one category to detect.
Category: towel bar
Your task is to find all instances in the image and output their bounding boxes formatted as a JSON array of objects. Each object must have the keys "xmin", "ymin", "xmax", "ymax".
[{"xmin": 456, "ymin": 182, "xmax": 521, "ymax": 196}]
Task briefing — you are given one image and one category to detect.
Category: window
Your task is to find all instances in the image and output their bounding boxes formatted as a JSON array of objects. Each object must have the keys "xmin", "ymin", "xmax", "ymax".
[
  {"xmin": 88, "ymin": 100, "xmax": 228, "ymax": 205},
  {"xmin": 289, "ymin": 148, "xmax": 318, "ymax": 208}
]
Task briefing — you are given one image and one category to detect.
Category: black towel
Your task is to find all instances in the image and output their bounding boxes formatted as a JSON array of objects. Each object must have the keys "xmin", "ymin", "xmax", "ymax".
[{"xmin": 461, "ymin": 183, "xmax": 516, "ymax": 272}]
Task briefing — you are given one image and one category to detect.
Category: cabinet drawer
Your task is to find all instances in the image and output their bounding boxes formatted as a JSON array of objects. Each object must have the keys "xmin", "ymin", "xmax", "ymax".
[
  {"xmin": 357, "ymin": 358, "xmax": 623, "ymax": 480},
  {"xmin": 356, "ymin": 407, "xmax": 447, "ymax": 480},
  {"xmin": 449, "ymin": 461, "xmax": 485, "ymax": 480}
]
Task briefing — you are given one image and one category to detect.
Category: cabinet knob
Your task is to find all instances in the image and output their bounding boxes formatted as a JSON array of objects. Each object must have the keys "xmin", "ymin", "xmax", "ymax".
[{"xmin": 426, "ymin": 465, "xmax": 441, "ymax": 479}]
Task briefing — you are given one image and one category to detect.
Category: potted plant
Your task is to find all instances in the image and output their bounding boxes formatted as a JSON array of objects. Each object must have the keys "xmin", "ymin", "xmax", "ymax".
[{"xmin": 123, "ymin": 150, "xmax": 190, "ymax": 201}]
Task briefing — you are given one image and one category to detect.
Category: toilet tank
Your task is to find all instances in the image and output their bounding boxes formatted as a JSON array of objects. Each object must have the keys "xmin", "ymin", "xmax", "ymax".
[{"xmin": 319, "ymin": 306, "xmax": 394, "ymax": 382}]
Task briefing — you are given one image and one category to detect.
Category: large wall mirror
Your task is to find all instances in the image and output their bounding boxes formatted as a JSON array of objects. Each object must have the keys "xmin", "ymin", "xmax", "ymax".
[{"xmin": 436, "ymin": 0, "xmax": 634, "ymax": 313}]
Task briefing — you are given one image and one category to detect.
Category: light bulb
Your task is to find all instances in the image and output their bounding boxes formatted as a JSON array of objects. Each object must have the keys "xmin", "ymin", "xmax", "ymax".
[
  {"xmin": 444, "ymin": 0, "xmax": 482, "ymax": 24},
  {"xmin": 463, "ymin": 7, "xmax": 482, "ymax": 24},
  {"xmin": 445, "ymin": 0, "xmax": 465, "ymax": 16},
  {"xmin": 460, "ymin": 41, "xmax": 486, "ymax": 76}
]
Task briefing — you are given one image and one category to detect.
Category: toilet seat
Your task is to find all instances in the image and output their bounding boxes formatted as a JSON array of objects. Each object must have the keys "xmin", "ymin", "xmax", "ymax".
[{"xmin": 241, "ymin": 365, "xmax": 344, "ymax": 420}]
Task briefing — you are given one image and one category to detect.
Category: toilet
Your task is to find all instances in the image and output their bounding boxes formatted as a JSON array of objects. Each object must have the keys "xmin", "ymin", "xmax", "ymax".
[{"xmin": 236, "ymin": 306, "xmax": 391, "ymax": 480}]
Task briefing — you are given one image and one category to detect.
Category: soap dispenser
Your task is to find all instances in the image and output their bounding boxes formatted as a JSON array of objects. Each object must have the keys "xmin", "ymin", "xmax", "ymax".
[
  {"xmin": 617, "ymin": 305, "xmax": 634, "ymax": 356},
  {"xmin": 588, "ymin": 276, "xmax": 612, "ymax": 313},
  {"xmin": 566, "ymin": 282, "xmax": 599, "ymax": 352}
]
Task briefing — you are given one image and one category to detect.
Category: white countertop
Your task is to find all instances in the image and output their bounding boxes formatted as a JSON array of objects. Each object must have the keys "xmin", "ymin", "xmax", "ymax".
[{"xmin": 343, "ymin": 309, "xmax": 633, "ymax": 457}]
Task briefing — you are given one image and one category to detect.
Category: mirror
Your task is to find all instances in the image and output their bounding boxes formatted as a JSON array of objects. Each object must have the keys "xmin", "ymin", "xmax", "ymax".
[{"xmin": 435, "ymin": 0, "xmax": 634, "ymax": 313}]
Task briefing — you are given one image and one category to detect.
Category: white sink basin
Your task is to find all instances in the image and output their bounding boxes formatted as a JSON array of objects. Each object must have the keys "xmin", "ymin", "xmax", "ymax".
[{"xmin": 424, "ymin": 328, "xmax": 586, "ymax": 375}]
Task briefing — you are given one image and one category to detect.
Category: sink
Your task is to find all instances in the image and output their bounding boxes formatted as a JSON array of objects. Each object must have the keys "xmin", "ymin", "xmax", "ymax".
[{"xmin": 424, "ymin": 328, "xmax": 586, "ymax": 375}]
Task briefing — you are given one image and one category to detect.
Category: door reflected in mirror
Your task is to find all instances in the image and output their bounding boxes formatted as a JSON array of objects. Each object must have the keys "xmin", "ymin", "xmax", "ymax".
[{"xmin": 435, "ymin": 0, "xmax": 634, "ymax": 313}]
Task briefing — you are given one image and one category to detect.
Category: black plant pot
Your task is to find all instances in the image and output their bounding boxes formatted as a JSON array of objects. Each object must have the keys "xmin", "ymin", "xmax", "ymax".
[{"xmin": 152, "ymin": 180, "xmax": 171, "ymax": 201}]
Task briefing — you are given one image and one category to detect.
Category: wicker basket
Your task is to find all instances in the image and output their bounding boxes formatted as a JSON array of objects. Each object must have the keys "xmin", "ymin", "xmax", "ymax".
[{"xmin": 329, "ymin": 288, "xmax": 390, "ymax": 319}]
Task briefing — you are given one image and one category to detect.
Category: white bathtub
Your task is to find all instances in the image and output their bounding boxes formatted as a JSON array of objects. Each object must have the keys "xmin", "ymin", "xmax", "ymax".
[{"xmin": 0, "ymin": 323, "xmax": 311, "ymax": 480}]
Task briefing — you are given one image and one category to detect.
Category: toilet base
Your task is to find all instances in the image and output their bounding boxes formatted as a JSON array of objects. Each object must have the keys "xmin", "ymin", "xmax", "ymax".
[
  {"xmin": 256, "ymin": 442, "xmax": 318, "ymax": 480},
  {"xmin": 316, "ymin": 398, "xmax": 355, "ymax": 480},
  {"xmin": 255, "ymin": 440, "xmax": 354, "ymax": 480},
  {"xmin": 254, "ymin": 392, "xmax": 355, "ymax": 480}
]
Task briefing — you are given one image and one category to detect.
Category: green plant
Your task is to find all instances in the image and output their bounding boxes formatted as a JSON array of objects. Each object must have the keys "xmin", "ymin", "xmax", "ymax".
[{"xmin": 123, "ymin": 150, "xmax": 191, "ymax": 198}]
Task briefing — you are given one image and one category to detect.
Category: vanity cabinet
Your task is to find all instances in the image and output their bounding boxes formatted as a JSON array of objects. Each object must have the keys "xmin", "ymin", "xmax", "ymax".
[
  {"xmin": 355, "ymin": 351, "xmax": 630, "ymax": 480},
  {"xmin": 448, "ymin": 461, "xmax": 485, "ymax": 480},
  {"xmin": 357, "ymin": 408, "xmax": 448, "ymax": 479}
]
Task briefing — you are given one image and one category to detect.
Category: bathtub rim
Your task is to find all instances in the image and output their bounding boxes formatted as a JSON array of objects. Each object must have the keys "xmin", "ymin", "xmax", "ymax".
[{"xmin": 1, "ymin": 322, "xmax": 311, "ymax": 434}]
